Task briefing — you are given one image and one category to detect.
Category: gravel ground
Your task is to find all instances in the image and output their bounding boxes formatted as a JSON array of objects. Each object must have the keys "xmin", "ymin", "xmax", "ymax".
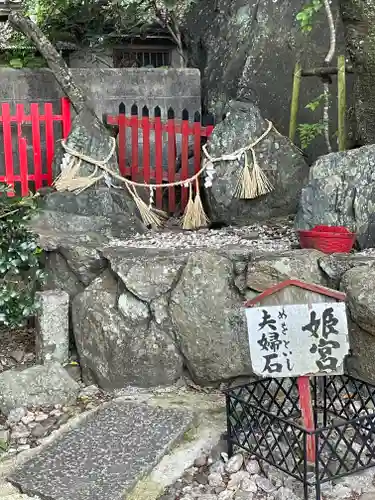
[
  {"xmin": 0, "ymin": 384, "xmax": 113, "ymax": 457},
  {"xmin": 109, "ymin": 217, "xmax": 299, "ymax": 252},
  {"xmin": 158, "ymin": 451, "xmax": 375, "ymax": 500},
  {"xmin": 0, "ymin": 326, "xmax": 36, "ymax": 374}
]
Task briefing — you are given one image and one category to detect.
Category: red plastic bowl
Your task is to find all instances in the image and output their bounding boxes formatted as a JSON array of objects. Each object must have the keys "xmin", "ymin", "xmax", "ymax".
[{"xmin": 298, "ymin": 225, "xmax": 356, "ymax": 254}]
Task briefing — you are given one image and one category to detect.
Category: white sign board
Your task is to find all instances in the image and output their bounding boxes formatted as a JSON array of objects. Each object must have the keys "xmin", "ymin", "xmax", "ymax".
[{"xmin": 245, "ymin": 302, "xmax": 349, "ymax": 378}]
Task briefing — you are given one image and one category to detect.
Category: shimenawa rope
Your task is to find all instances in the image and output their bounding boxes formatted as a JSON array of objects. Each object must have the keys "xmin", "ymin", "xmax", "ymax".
[{"xmin": 54, "ymin": 121, "xmax": 274, "ymax": 229}]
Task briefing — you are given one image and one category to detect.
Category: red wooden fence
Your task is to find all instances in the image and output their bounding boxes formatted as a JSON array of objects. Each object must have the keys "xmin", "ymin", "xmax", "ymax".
[
  {"xmin": 0, "ymin": 98, "xmax": 214, "ymax": 213},
  {"xmin": 0, "ymin": 97, "xmax": 71, "ymax": 197}
]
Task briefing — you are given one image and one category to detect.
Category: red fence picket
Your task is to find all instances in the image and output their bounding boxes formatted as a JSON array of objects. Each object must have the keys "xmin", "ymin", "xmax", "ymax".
[
  {"xmin": 0, "ymin": 97, "xmax": 71, "ymax": 196},
  {"xmin": 0, "ymin": 97, "xmax": 214, "ymax": 214},
  {"xmin": 106, "ymin": 103, "xmax": 214, "ymax": 213}
]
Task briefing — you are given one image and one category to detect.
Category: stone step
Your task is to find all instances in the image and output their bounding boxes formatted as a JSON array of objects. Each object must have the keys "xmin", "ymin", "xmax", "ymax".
[{"xmin": 7, "ymin": 400, "xmax": 193, "ymax": 500}]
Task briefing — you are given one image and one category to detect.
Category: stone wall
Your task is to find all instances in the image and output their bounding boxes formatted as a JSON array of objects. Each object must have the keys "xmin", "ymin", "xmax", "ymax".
[
  {"xmin": 30, "ymin": 192, "xmax": 375, "ymax": 389},
  {"xmin": 0, "ymin": 67, "xmax": 201, "ymax": 180}
]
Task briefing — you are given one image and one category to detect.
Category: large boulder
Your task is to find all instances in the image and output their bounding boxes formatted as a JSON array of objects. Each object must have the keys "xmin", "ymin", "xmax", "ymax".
[
  {"xmin": 0, "ymin": 363, "xmax": 79, "ymax": 415},
  {"xmin": 246, "ymin": 249, "xmax": 327, "ymax": 291},
  {"xmin": 318, "ymin": 253, "xmax": 375, "ymax": 288},
  {"xmin": 72, "ymin": 270, "xmax": 183, "ymax": 389},
  {"xmin": 170, "ymin": 251, "xmax": 251, "ymax": 383},
  {"xmin": 205, "ymin": 101, "xmax": 308, "ymax": 225},
  {"xmin": 341, "ymin": 266, "xmax": 375, "ymax": 334},
  {"xmin": 29, "ymin": 187, "xmax": 148, "ymax": 296},
  {"xmin": 341, "ymin": 266, "xmax": 375, "ymax": 382},
  {"xmin": 183, "ymin": 0, "xmax": 349, "ymax": 159},
  {"xmin": 295, "ymin": 145, "xmax": 375, "ymax": 248}
]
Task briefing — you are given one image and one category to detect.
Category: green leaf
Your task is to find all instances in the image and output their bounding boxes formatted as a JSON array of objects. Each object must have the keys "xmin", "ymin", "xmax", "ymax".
[{"xmin": 9, "ymin": 58, "xmax": 24, "ymax": 69}]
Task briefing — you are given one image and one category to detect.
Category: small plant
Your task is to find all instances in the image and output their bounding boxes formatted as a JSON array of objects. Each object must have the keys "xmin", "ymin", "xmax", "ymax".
[
  {"xmin": 0, "ymin": 185, "xmax": 45, "ymax": 328},
  {"xmin": 297, "ymin": 94, "xmax": 327, "ymax": 149},
  {"xmin": 297, "ymin": 122, "xmax": 325, "ymax": 149},
  {"xmin": 296, "ymin": 0, "xmax": 323, "ymax": 33}
]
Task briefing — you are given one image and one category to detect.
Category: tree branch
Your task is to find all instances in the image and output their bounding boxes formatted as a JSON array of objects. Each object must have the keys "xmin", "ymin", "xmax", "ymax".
[
  {"xmin": 8, "ymin": 11, "xmax": 90, "ymax": 114},
  {"xmin": 323, "ymin": 0, "xmax": 336, "ymax": 65},
  {"xmin": 322, "ymin": 0, "xmax": 337, "ymax": 153}
]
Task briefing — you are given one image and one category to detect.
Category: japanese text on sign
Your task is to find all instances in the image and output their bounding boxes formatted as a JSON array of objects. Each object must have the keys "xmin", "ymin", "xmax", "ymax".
[{"xmin": 245, "ymin": 302, "xmax": 349, "ymax": 378}]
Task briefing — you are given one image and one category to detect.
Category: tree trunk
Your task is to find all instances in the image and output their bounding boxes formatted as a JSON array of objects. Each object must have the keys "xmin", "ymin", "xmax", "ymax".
[
  {"xmin": 340, "ymin": 0, "xmax": 375, "ymax": 145},
  {"xmin": 8, "ymin": 11, "xmax": 90, "ymax": 114}
]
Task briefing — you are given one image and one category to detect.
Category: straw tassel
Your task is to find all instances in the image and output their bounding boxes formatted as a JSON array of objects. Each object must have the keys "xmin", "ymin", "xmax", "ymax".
[
  {"xmin": 181, "ymin": 183, "xmax": 196, "ymax": 230},
  {"xmin": 249, "ymin": 148, "xmax": 273, "ymax": 197},
  {"xmin": 234, "ymin": 151, "xmax": 254, "ymax": 199},
  {"xmin": 193, "ymin": 178, "xmax": 209, "ymax": 227},
  {"xmin": 128, "ymin": 184, "xmax": 167, "ymax": 227}
]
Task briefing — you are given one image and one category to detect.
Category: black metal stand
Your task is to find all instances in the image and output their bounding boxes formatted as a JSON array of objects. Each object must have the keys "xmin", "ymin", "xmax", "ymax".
[{"xmin": 225, "ymin": 375, "xmax": 375, "ymax": 500}]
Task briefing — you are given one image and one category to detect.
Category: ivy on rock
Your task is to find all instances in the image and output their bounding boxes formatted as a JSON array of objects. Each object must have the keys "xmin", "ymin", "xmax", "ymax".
[{"xmin": 0, "ymin": 184, "xmax": 45, "ymax": 328}]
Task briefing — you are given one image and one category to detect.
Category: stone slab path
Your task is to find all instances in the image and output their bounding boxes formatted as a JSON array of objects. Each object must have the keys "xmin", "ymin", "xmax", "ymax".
[{"xmin": 7, "ymin": 400, "xmax": 193, "ymax": 500}]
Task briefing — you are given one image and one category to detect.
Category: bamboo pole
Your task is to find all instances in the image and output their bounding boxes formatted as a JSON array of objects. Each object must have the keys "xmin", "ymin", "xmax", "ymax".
[
  {"xmin": 337, "ymin": 55, "xmax": 346, "ymax": 151},
  {"xmin": 289, "ymin": 62, "xmax": 302, "ymax": 142},
  {"xmin": 301, "ymin": 65, "xmax": 353, "ymax": 76}
]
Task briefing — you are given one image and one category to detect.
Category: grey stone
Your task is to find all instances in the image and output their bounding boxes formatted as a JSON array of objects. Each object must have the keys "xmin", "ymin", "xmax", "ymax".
[
  {"xmin": 359, "ymin": 493, "xmax": 375, "ymax": 500},
  {"xmin": 274, "ymin": 487, "xmax": 300, "ymax": 500},
  {"xmin": 35, "ymin": 290, "xmax": 69, "ymax": 365},
  {"xmin": 345, "ymin": 317, "xmax": 375, "ymax": 384},
  {"xmin": 183, "ymin": 0, "xmax": 346, "ymax": 161},
  {"xmin": 227, "ymin": 470, "xmax": 250, "ymax": 489},
  {"xmin": 319, "ymin": 253, "xmax": 375, "ymax": 288},
  {"xmin": 245, "ymin": 460, "xmax": 260, "ymax": 475},
  {"xmin": 0, "ymin": 363, "xmax": 79, "ymax": 415},
  {"xmin": 7, "ymin": 407, "xmax": 27, "ymax": 424},
  {"xmin": 341, "ymin": 266, "xmax": 375, "ymax": 335},
  {"xmin": 9, "ymin": 350, "xmax": 25, "ymax": 363},
  {"xmin": 208, "ymin": 472, "xmax": 224, "ymax": 487},
  {"xmin": 8, "ymin": 401, "xmax": 194, "ymax": 500},
  {"xmin": 64, "ymin": 363, "xmax": 82, "ymax": 383},
  {"xmin": 103, "ymin": 247, "xmax": 188, "ymax": 302},
  {"xmin": 194, "ymin": 455, "xmax": 208, "ymax": 467},
  {"xmin": 32, "ymin": 209, "xmax": 144, "ymax": 241},
  {"xmin": 58, "ymin": 245, "xmax": 107, "ymax": 287},
  {"xmin": 241, "ymin": 477, "xmax": 257, "ymax": 493},
  {"xmin": 246, "ymin": 249, "xmax": 327, "ymax": 291},
  {"xmin": 0, "ymin": 428, "xmax": 10, "ymax": 448},
  {"xmin": 40, "ymin": 187, "xmax": 138, "ymax": 219},
  {"xmin": 225, "ymin": 453, "xmax": 244, "ymax": 474},
  {"xmin": 255, "ymin": 476, "xmax": 277, "ymax": 494},
  {"xmin": 10, "ymin": 423, "xmax": 30, "ymax": 440},
  {"xmin": 170, "ymin": 251, "xmax": 251, "ymax": 384},
  {"xmin": 72, "ymin": 271, "xmax": 183, "ymax": 389},
  {"xmin": 205, "ymin": 101, "xmax": 308, "ymax": 224},
  {"xmin": 295, "ymin": 145, "xmax": 375, "ymax": 245},
  {"xmin": 42, "ymin": 251, "xmax": 85, "ymax": 299}
]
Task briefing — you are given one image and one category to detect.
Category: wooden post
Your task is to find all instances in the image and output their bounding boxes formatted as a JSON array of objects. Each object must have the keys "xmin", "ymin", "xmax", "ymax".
[
  {"xmin": 297, "ymin": 376, "xmax": 316, "ymax": 463},
  {"xmin": 289, "ymin": 62, "xmax": 302, "ymax": 143},
  {"xmin": 337, "ymin": 55, "xmax": 347, "ymax": 152}
]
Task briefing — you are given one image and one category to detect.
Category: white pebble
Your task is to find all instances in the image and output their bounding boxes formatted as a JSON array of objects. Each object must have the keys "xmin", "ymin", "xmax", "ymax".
[
  {"xmin": 227, "ymin": 470, "xmax": 250, "ymax": 489},
  {"xmin": 225, "ymin": 453, "xmax": 244, "ymax": 474},
  {"xmin": 245, "ymin": 459, "xmax": 260, "ymax": 475},
  {"xmin": 208, "ymin": 472, "xmax": 224, "ymax": 487}
]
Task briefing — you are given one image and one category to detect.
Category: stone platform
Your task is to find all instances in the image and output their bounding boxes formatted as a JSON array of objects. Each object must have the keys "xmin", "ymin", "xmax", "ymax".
[{"xmin": 8, "ymin": 401, "xmax": 193, "ymax": 500}]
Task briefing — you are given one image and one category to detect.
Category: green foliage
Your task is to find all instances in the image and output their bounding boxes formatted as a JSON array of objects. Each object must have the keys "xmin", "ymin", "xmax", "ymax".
[
  {"xmin": 305, "ymin": 93, "xmax": 325, "ymax": 111},
  {"xmin": 0, "ymin": 185, "xmax": 45, "ymax": 329},
  {"xmin": 297, "ymin": 94, "xmax": 327, "ymax": 149},
  {"xmin": 296, "ymin": 0, "xmax": 323, "ymax": 33},
  {"xmin": 297, "ymin": 122, "xmax": 325, "ymax": 149},
  {"xmin": 3, "ymin": 49, "xmax": 46, "ymax": 69}
]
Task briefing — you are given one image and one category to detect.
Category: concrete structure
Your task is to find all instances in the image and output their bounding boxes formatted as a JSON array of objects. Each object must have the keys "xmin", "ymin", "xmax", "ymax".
[
  {"xmin": 0, "ymin": 67, "xmax": 201, "ymax": 179},
  {"xmin": 35, "ymin": 290, "xmax": 70, "ymax": 365}
]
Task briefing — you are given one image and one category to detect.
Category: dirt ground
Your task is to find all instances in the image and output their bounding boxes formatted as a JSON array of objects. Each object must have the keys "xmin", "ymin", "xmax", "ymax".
[{"xmin": 0, "ymin": 325, "xmax": 36, "ymax": 374}]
